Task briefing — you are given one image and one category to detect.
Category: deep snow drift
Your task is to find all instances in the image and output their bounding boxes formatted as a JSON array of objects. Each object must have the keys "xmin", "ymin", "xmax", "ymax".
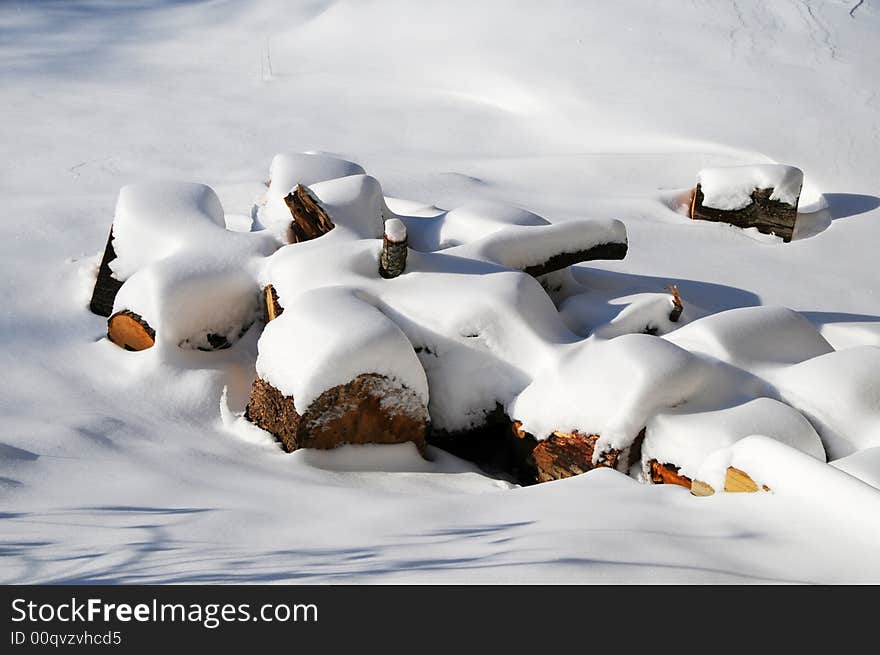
[{"xmin": 2, "ymin": 0, "xmax": 880, "ymax": 583}]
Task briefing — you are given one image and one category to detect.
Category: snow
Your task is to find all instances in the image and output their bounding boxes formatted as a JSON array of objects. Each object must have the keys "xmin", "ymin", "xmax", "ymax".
[
  {"xmin": 697, "ymin": 164, "xmax": 804, "ymax": 211},
  {"xmin": 256, "ymin": 287, "xmax": 429, "ymax": 412},
  {"xmin": 643, "ymin": 398, "xmax": 825, "ymax": 481},
  {"xmin": 3, "ymin": 0, "xmax": 880, "ymax": 584},
  {"xmin": 384, "ymin": 217, "xmax": 407, "ymax": 243}
]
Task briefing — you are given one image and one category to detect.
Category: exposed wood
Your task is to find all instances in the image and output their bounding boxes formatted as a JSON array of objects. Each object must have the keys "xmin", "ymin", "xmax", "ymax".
[
  {"xmin": 89, "ymin": 228, "xmax": 123, "ymax": 317},
  {"xmin": 521, "ymin": 241, "xmax": 627, "ymax": 278},
  {"xmin": 379, "ymin": 222, "xmax": 408, "ymax": 279},
  {"xmin": 246, "ymin": 374, "xmax": 428, "ymax": 454},
  {"xmin": 648, "ymin": 460, "xmax": 692, "ymax": 490},
  {"xmin": 690, "ymin": 184, "xmax": 799, "ymax": 242},
  {"xmin": 531, "ymin": 431, "xmax": 620, "ymax": 483},
  {"xmin": 666, "ymin": 284, "xmax": 683, "ymax": 322},
  {"xmin": 284, "ymin": 184, "xmax": 334, "ymax": 244},
  {"xmin": 724, "ymin": 466, "xmax": 764, "ymax": 493},
  {"xmin": 264, "ymin": 284, "xmax": 283, "ymax": 322},
  {"xmin": 690, "ymin": 479, "xmax": 716, "ymax": 497},
  {"xmin": 108, "ymin": 310, "xmax": 155, "ymax": 351}
]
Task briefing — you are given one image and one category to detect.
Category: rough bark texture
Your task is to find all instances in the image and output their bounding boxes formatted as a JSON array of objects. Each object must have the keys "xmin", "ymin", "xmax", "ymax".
[
  {"xmin": 284, "ymin": 184, "xmax": 334, "ymax": 244},
  {"xmin": 263, "ymin": 284, "xmax": 283, "ymax": 322},
  {"xmin": 108, "ymin": 310, "xmax": 155, "ymax": 351},
  {"xmin": 531, "ymin": 431, "xmax": 620, "ymax": 483},
  {"xmin": 89, "ymin": 228, "xmax": 123, "ymax": 317},
  {"xmin": 380, "ymin": 234, "xmax": 407, "ymax": 279},
  {"xmin": 690, "ymin": 184, "xmax": 799, "ymax": 242},
  {"xmin": 246, "ymin": 374, "xmax": 428, "ymax": 454},
  {"xmin": 667, "ymin": 285, "xmax": 684, "ymax": 322},
  {"xmin": 522, "ymin": 241, "xmax": 627, "ymax": 278},
  {"xmin": 648, "ymin": 460, "xmax": 692, "ymax": 490}
]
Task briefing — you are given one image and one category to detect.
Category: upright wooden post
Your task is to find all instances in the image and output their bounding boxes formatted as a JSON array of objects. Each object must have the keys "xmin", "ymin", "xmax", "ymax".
[{"xmin": 380, "ymin": 218, "xmax": 407, "ymax": 279}]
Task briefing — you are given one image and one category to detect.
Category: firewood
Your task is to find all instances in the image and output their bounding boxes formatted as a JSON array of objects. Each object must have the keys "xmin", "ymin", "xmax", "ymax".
[
  {"xmin": 284, "ymin": 184, "xmax": 334, "ymax": 243},
  {"xmin": 648, "ymin": 459, "xmax": 692, "ymax": 490},
  {"xmin": 666, "ymin": 285, "xmax": 683, "ymax": 322},
  {"xmin": 530, "ymin": 431, "xmax": 620, "ymax": 483},
  {"xmin": 107, "ymin": 310, "xmax": 155, "ymax": 351},
  {"xmin": 690, "ymin": 184, "xmax": 799, "ymax": 242},
  {"xmin": 690, "ymin": 467, "xmax": 771, "ymax": 496},
  {"xmin": 690, "ymin": 479, "xmax": 715, "ymax": 497},
  {"xmin": 89, "ymin": 228, "xmax": 123, "ymax": 317},
  {"xmin": 521, "ymin": 242, "xmax": 627, "ymax": 278},
  {"xmin": 379, "ymin": 218, "xmax": 407, "ymax": 279},
  {"xmin": 263, "ymin": 284, "xmax": 283, "ymax": 322},
  {"xmin": 246, "ymin": 374, "xmax": 428, "ymax": 453}
]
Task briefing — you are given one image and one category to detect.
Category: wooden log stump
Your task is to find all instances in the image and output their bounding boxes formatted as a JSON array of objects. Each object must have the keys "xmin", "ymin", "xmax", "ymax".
[
  {"xmin": 379, "ymin": 218, "xmax": 408, "ymax": 279},
  {"xmin": 89, "ymin": 228, "xmax": 123, "ymax": 317},
  {"xmin": 263, "ymin": 284, "xmax": 283, "ymax": 322},
  {"xmin": 246, "ymin": 373, "xmax": 428, "ymax": 453},
  {"xmin": 284, "ymin": 184, "xmax": 335, "ymax": 244},
  {"xmin": 690, "ymin": 184, "xmax": 800, "ymax": 242},
  {"xmin": 107, "ymin": 310, "xmax": 155, "ymax": 351}
]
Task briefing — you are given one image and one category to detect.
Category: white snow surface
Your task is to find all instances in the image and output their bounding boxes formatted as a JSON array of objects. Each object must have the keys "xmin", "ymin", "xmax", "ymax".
[
  {"xmin": 697, "ymin": 164, "xmax": 804, "ymax": 210},
  {"xmin": 3, "ymin": 0, "xmax": 880, "ymax": 584}
]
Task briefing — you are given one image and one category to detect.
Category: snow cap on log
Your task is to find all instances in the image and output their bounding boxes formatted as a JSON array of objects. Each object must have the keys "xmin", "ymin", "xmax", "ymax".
[{"xmin": 267, "ymin": 152, "xmax": 365, "ymax": 197}]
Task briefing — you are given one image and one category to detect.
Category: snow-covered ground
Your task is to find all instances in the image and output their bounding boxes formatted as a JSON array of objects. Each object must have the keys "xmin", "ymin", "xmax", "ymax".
[{"xmin": 2, "ymin": 0, "xmax": 880, "ymax": 583}]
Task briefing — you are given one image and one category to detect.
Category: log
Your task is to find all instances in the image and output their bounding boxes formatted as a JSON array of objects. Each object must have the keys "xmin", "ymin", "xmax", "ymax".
[
  {"xmin": 648, "ymin": 460, "xmax": 692, "ymax": 490},
  {"xmin": 531, "ymin": 431, "xmax": 620, "ymax": 483},
  {"xmin": 690, "ymin": 185, "xmax": 798, "ymax": 242},
  {"xmin": 284, "ymin": 184, "xmax": 334, "ymax": 244},
  {"xmin": 379, "ymin": 218, "xmax": 407, "ymax": 279},
  {"xmin": 263, "ymin": 284, "xmax": 283, "ymax": 322},
  {"xmin": 107, "ymin": 310, "xmax": 155, "ymax": 351},
  {"xmin": 246, "ymin": 374, "xmax": 428, "ymax": 453},
  {"xmin": 89, "ymin": 228, "xmax": 124, "ymax": 317},
  {"xmin": 521, "ymin": 241, "xmax": 627, "ymax": 278}
]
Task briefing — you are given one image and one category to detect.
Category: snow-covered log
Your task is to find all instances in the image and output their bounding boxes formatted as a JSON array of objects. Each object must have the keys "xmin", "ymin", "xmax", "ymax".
[
  {"xmin": 284, "ymin": 183, "xmax": 335, "ymax": 243},
  {"xmin": 690, "ymin": 165, "xmax": 803, "ymax": 242},
  {"xmin": 247, "ymin": 374, "xmax": 428, "ymax": 453},
  {"xmin": 380, "ymin": 218, "xmax": 408, "ymax": 278},
  {"xmin": 530, "ymin": 430, "xmax": 621, "ymax": 483}
]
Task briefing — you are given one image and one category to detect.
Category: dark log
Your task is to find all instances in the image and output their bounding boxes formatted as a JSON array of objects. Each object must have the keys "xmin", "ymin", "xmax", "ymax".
[
  {"xmin": 690, "ymin": 184, "xmax": 799, "ymax": 242},
  {"xmin": 521, "ymin": 241, "xmax": 627, "ymax": 278},
  {"xmin": 89, "ymin": 228, "xmax": 123, "ymax": 317},
  {"xmin": 246, "ymin": 374, "xmax": 428, "ymax": 453},
  {"xmin": 108, "ymin": 310, "xmax": 155, "ymax": 351},
  {"xmin": 648, "ymin": 460, "xmax": 692, "ymax": 490},
  {"xmin": 263, "ymin": 284, "xmax": 283, "ymax": 322},
  {"xmin": 379, "ymin": 220, "xmax": 407, "ymax": 279},
  {"xmin": 530, "ymin": 431, "xmax": 620, "ymax": 483},
  {"xmin": 284, "ymin": 184, "xmax": 334, "ymax": 244}
]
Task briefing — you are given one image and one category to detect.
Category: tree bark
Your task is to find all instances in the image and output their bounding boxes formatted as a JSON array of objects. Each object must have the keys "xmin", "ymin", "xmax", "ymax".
[
  {"xmin": 521, "ymin": 241, "xmax": 627, "ymax": 278},
  {"xmin": 648, "ymin": 459, "xmax": 692, "ymax": 490},
  {"xmin": 379, "ymin": 220, "xmax": 407, "ymax": 279},
  {"xmin": 89, "ymin": 228, "xmax": 123, "ymax": 317},
  {"xmin": 690, "ymin": 184, "xmax": 798, "ymax": 242},
  {"xmin": 284, "ymin": 184, "xmax": 334, "ymax": 244}
]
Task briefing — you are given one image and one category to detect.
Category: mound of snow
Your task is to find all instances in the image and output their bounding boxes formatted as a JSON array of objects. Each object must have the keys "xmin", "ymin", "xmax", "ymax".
[
  {"xmin": 267, "ymin": 152, "xmax": 365, "ymax": 197},
  {"xmin": 831, "ymin": 447, "xmax": 880, "ymax": 491},
  {"xmin": 643, "ymin": 397, "xmax": 824, "ymax": 480},
  {"xmin": 256, "ymin": 287, "xmax": 429, "ymax": 412},
  {"xmin": 560, "ymin": 291, "xmax": 683, "ymax": 339},
  {"xmin": 697, "ymin": 164, "xmax": 804, "ymax": 211},
  {"xmin": 666, "ymin": 305, "xmax": 833, "ymax": 374},
  {"xmin": 772, "ymin": 346, "xmax": 880, "ymax": 460}
]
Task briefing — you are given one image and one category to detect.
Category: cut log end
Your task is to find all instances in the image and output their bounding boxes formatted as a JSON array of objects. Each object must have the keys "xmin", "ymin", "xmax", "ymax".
[
  {"xmin": 691, "ymin": 467, "xmax": 770, "ymax": 497},
  {"xmin": 690, "ymin": 479, "xmax": 716, "ymax": 497},
  {"xmin": 284, "ymin": 184, "xmax": 334, "ymax": 244},
  {"xmin": 690, "ymin": 184, "xmax": 798, "ymax": 243},
  {"xmin": 246, "ymin": 374, "xmax": 428, "ymax": 454},
  {"xmin": 89, "ymin": 228, "xmax": 123, "ymax": 317},
  {"xmin": 108, "ymin": 310, "xmax": 155, "ymax": 351},
  {"xmin": 263, "ymin": 284, "xmax": 283, "ymax": 322}
]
